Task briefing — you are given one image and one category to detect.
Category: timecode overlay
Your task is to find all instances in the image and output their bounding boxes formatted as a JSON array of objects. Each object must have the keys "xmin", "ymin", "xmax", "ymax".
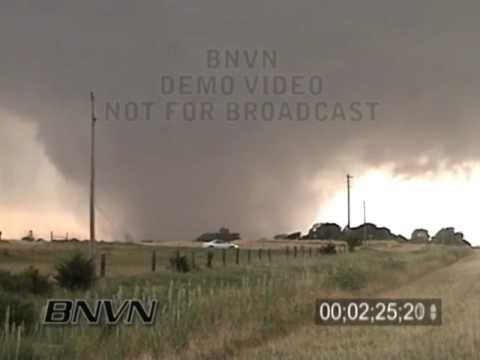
[{"xmin": 315, "ymin": 299, "xmax": 442, "ymax": 326}]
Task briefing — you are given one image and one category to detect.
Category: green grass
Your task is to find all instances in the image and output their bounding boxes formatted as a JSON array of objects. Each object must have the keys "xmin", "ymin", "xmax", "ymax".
[{"xmin": 0, "ymin": 241, "xmax": 471, "ymax": 359}]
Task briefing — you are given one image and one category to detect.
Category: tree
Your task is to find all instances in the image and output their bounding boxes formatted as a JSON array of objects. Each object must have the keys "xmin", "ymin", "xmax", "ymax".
[{"xmin": 306, "ymin": 223, "xmax": 342, "ymax": 240}]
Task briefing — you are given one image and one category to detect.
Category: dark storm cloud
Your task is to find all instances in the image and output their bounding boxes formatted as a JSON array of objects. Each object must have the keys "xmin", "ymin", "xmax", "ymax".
[{"xmin": 1, "ymin": 0, "xmax": 480, "ymax": 239}]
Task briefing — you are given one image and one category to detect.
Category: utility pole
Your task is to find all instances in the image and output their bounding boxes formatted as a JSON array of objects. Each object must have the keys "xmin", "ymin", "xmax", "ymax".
[
  {"xmin": 363, "ymin": 200, "xmax": 366, "ymax": 224},
  {"xmin": 90, "ymin": 91, "xmax": 97, "ymax": 258},
  {"xmin": 346, "ymin": 174, "xmax": 352, "ymax": 229},
  {"xmin": 363, "ymin": 200, "xmax": 367, "ymax": 246}
]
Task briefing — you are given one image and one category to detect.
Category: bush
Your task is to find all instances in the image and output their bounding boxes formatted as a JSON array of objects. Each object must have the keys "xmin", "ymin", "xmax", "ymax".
[
  {"xmin": 55, "ymin": 253, "xmax": 96, "ymax": 291},
  {"xmin": 0, "ymin": 267, "xmax": 52, "ymax": 296},
  {"xmin": 319, "ymin": 243, "xmax": 337, "ymax": 255},
  {"xmin": 0, "ymin": 292, "xmax": 36, "ymax": 330},
  {"xmin": 0, "ymin": 271, "xmax": 17, "ymax": 292},
  {"xmin": 19, "ymin": 267, "xmax": 53, "ymax": 296}
]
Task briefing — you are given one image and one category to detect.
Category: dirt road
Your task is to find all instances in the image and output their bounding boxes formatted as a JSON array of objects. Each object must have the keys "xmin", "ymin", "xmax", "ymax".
[{"xmin": 236, "ymin": 250, "xmax": 480, "ymax": 360}]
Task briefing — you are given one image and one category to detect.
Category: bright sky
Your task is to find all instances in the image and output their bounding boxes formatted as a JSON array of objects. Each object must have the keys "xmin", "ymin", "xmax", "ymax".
[
  {"xmin": 316, "ymin": 166, "xmax": 480, "ymax": 245},
  {"xmin": 0, "ymin": 112, "xmax": 87, "ymax": 241},
  {"xmin": 4, "ymin": 164, "xmax": 478, "ymax": 244},
  {"xmin": 2, "ymin": 113, "xmax": 478, "ymax": 244}
]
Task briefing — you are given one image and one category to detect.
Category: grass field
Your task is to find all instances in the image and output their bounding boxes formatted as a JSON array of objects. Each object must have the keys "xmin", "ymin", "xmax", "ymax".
[{"xmin": 0, "ymin": 239, "xmax": 472, "ymax": 359}]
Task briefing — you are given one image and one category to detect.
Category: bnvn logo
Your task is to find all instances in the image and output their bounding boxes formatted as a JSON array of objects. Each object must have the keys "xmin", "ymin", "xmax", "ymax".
[{"xmin": 43, "ymin": 299, "xmax": 158, "ymax": 325}]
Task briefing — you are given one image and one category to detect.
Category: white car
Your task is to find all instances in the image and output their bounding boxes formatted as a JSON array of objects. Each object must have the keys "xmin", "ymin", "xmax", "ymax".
[{"xmin": 202, "ymin": 239, "xmax": 239, "ymax": 249}]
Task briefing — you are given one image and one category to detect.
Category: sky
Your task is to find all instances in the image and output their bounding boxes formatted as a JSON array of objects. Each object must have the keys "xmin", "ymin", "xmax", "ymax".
[{"xmin": 1, "ymin": 1, "xmax": 480, "ymax": 243}]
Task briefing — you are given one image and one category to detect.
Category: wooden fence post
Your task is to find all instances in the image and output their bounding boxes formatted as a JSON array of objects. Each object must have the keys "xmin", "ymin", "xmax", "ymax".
[
  {"xmin": 175, "ymin": 249, "xmax": 181, "ymax": 272},
  {"xmin": 258, "ymin": 248, "xmax": 262, "ymax": 260},
  {"xmin": 248, "ymin": 249, "xmax": 251, "ymax": 264},
  {"xmin": 207, "ymin": 251, "xmax": 213, "ymax": 268},
  {"xmin": 100, "ymin": 253, "xmax": 106, "ymax": 277},
  {"xmin": 151, "ymin": 251, "xmax": 156, "ymax": 272},
  {"xmin": 294, "ymin": 246, "xmax": 297, "ymax": 257},
  {"xmin": 235, "ymin": 248, "xmax": 240, "ymax": 265},
  {"xmin": 222, "ymin": 249, "xmax": 226, "ymax": 266},
  {"xmin": 191, "ymin": 250, "xmax": 196, "ymax": 269}
]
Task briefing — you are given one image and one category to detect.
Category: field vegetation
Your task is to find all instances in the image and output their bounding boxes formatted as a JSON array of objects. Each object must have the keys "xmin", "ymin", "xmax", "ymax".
[{"xmin": 0, "ymin": 240, "xmax": 471, "ymax": 359}]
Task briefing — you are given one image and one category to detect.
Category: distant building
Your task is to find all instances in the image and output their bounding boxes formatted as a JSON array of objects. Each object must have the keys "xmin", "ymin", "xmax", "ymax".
[
  {"xmin": 21, "ymin": 230, "xmax": 35, "ymax": 241},
  {"xmin": 196, "ymin": 227, "xmax": 240, "ymax": 242}
]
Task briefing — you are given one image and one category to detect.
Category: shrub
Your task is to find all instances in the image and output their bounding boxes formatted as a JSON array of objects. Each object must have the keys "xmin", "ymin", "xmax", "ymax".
[
  {"xmin": 19, "ymin": 267, "xmax": 53, "ymax": 296},
  {"xmin": 319, "ymin": 243, "xmax": 337, "ymax": 255},
  {"xmin": 0, "ymin": 267, "xmax": 52, "ymax": 296},
  {"xmin": 55, "ymin": 253, "xmax": 96, "ymax": 291},
  {"xmin": 0, "ymin": 271, "xmax": 17, "ymax": 292},
  {"xmin": 0, "ymin": 292, "xmax": 36, "ymax": 330}
]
